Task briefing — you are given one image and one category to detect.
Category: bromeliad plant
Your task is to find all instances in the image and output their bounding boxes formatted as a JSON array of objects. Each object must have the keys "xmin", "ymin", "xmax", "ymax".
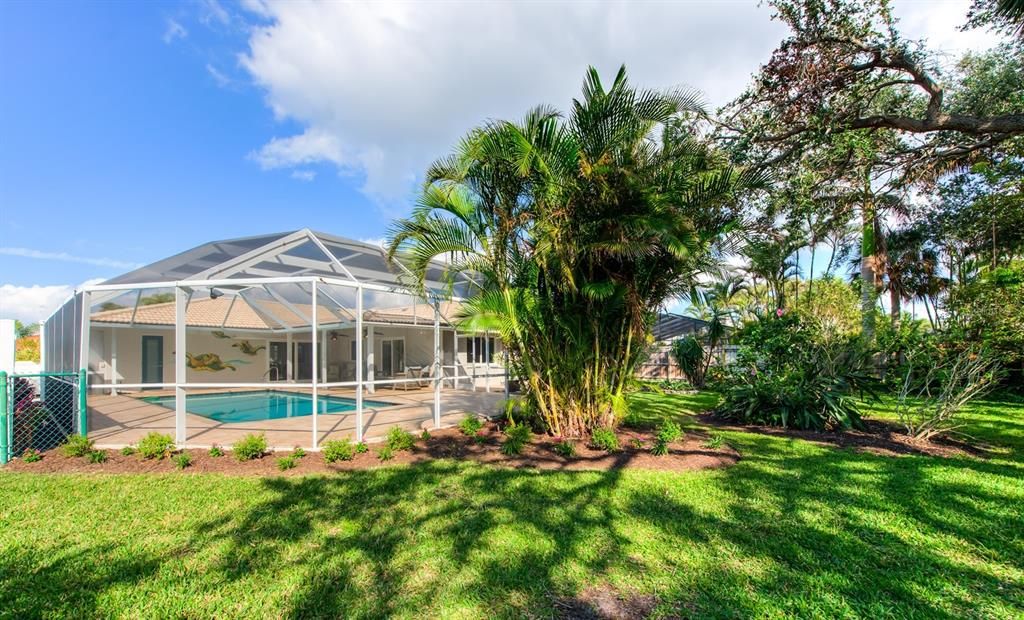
[{"xmin": 388, "ymin": 66, "xmax": 763, "ymax": 437}]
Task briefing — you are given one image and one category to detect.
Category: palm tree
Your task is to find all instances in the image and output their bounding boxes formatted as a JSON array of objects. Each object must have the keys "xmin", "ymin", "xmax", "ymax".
[
  {"xmin": 741, "ymin": 232, "xmax": 800, "ymax": 311},
  {"xmin": 14, "ymin": 320, "xmax": 38, "ymax": 339},
  {"xmin": 389, "ymin": 66, "xmax": 763, "ymax": 437}
]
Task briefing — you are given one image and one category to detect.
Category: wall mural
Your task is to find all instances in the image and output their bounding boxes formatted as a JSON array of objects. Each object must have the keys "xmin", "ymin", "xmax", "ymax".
[
  {"xmin": 186, "ymin": 352, "xmax": 247, "ymax": 372},
  {"xmin": 184, "ymin": 332, "xmax": 264, "ymax": 372}
]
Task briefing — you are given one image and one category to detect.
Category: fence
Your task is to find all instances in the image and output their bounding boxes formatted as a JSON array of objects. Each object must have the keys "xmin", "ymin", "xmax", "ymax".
[{"xmin": 0, "ymin": 370, "xmax": 84, "ymax": 464}]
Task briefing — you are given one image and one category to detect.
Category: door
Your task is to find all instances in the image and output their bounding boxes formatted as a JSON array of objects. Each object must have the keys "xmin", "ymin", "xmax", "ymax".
[
  {"xmin": 295, "ymin": 342, "xmax": 313, "ymax": 381},
  {"xmin": 269, "ymin": 342, "xmax": 287, "ymax": 381},
  {"xmin": 380, "ymin": 338, "xmax": 405, "ymax": 377},
  {"xmin": 141, "ymin": 336, "xmax": 163, "ymax": 386}
]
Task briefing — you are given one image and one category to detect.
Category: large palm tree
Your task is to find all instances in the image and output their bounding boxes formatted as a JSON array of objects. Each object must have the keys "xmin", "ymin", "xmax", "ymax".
[{"xmin": 388, "ymin": 66, "xmax": 763, "ymax": 436}]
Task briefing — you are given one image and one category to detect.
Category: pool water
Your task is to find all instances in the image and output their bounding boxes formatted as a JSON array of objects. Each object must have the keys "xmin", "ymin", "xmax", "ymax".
[{"xmin": 142, "ymin": 390, "xmax": 395, "ymax": 423}]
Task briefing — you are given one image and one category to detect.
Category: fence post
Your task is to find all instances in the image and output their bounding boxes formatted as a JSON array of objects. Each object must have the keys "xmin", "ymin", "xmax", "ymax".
[
  {"xmin": 78, "ymin": 368, "xmax": 87, "ymax": 436},
  {"xmin": 0, "ymin": 371, "xmax": 8, "ymax": 464}
]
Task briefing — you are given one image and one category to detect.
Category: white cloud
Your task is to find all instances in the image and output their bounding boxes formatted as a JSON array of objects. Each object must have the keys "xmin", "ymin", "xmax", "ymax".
[
  {"xmin": 290, "ymin": 170, "xmax": 316, "ymax": 181},
  {"xmin": 236, "ymin": 0, "xmax": 989, "ymax": 212},
  {"xmin": 0, "ymin": 247, "xmax": 143, "ymax": 270},
  {"xmin": 0, "ymin": 279, "xmax": 106, "ymax": 323},
  {"xmin": 206, "ymin": 63, "xmax": 232, "ymax": 88},
  {"xmin": 199, "ymin": 0, "xmax": 231, "ymax": 26},
  {"xmin": 163, "ymin": 18, "xmax": 188, "ymax": 44}
]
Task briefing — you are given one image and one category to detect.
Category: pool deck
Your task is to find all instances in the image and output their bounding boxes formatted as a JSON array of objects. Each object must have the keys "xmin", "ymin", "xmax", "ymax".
[{"xmin": 86, "ymin": 386, "xmax": 506, "ymax": 449}]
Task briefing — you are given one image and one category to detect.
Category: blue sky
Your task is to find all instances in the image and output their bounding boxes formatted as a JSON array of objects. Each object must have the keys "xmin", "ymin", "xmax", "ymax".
[{"xmin": 0, "ymin": 1, "xmax": 990, "ymax": 322}]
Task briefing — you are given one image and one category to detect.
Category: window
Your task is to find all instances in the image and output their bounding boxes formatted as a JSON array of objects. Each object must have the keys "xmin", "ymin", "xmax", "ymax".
[
  {"xmin": 466, "ymin": 336, "xmax": 495, "ymax": 364},
  {"xmin": 350, "ymin": 340, "xmax": 357, "ymax": 361}
]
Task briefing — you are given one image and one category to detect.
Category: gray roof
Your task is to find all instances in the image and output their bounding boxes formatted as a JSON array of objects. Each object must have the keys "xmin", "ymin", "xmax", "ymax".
[{"xmin": 651, "ymin": 313, "xmax": 710, "ymax": 342}]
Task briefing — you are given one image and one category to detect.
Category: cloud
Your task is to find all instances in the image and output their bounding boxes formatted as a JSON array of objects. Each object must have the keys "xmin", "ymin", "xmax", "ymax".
[
  {"xmin": 163, "ymin": 18, "xmax": 188, "ymax": 44},
  {"xmin": 236, "ymin": 1, "xmax": 789, "ymax": 210},
  {"xmin": 0, "ymin": 279, "xmax": 106, "ymax": 324},
  {"xmin": 290, "ymin": 170, "xmax": 316, "ymax": 181},
  {"xmin": 235, "ymin": 1, "xmax": 988, "ymax": 212},
  {"xmin": 199, "ymin": 0, "xmax": 231, "ymax": 26},
  {"xmin": 206, "ymin": 63, "xmax": 232, "ymax": 88},
  {"xmin": 0, "ymin": 247, "xmax": 143, "ymax": 270}
]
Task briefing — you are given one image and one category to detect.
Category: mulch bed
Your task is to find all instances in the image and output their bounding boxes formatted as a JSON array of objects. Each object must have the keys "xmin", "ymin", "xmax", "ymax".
[
  {"xmin": 3, "ymin": 422, "xmax": 739, "ymax": 476},
  {"xmin": 698, "ymin": 411, "xmax": 990, "ymax": 459}
]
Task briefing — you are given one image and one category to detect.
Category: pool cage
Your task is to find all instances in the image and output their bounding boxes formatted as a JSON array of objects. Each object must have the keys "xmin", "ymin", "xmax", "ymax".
[{"xmin": 41, "ymin": 230, "xmax": 508, "ymax": 450}]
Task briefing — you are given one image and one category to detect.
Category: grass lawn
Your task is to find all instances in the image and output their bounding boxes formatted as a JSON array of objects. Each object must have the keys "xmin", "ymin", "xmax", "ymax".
[{"xmin": 2, "ymin": 393, "xmax": 1022, "ymax": 618}]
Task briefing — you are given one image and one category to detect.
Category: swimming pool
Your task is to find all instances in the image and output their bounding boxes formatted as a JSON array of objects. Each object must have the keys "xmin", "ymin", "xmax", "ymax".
[{"xmin": 142, "ymin": 391, "xmax": 395, "ymax": 423}]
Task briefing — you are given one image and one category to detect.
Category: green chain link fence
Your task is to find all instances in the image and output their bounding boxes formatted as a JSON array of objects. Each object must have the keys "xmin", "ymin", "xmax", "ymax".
[{"xmin": 1, "ymin": 370, "xmax": 85, "ymax": 464}]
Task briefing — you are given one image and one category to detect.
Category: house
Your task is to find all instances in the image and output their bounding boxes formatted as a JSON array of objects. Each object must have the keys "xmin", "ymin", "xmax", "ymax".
[
  {"xmin": 638, "ymin": 312, "xmax": 714, "ymax": 380},
  {"xmin": 40, "ymin": 229, "xmax": 506, "ymax": 450}
]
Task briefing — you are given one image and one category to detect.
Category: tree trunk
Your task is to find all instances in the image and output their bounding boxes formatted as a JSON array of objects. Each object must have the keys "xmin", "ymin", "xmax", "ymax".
[
  {"xmin": 860, "ymin": 187, "xmax": 877, "ymax": 341},
  {"xmin": 890, "ymin": 286, "xmax": 901, "ymax": 327}
]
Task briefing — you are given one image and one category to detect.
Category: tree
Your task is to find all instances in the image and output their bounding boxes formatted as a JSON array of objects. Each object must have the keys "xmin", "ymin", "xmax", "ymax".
[
  {"xmin": 14, "ymin": 320, "xmax": 38, "ymax": 339},
  {"xmin": 388, "ymin": 66, "xmax": 763, "ymax": 436}
]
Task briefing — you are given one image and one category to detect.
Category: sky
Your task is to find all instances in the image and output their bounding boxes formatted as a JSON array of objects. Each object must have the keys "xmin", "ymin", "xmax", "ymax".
[{"xmin": 0, "ymin": 0, "xmax": 995, "ymax": 323}]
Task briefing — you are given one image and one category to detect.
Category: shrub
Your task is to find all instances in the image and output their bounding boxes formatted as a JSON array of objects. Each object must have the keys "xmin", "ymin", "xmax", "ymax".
[
  {"xmin": 322, "ymin": 439, "xmax": 355, "ymax": 463},
  {"xmin": 458, "ymin": 415, "xmax": 483, "ymax": 436},
  {"xmin": 208, "ymin": 445, "xmax": 224, "ymax": 458},
  {"xmin": 718, "ymin": 314, "xmax": 874, "ymax": 431},
  {"xmin": 670, "ymin": 336, "xmax": 706, "ymax": 387},
  {"xmin": 120, "ymin": 446, "xmax": 136, "ymax": 456},
  {"xmin": 277, "ymin": 455, "xmax": 297, "ymax": 471},
  {"xmin": 138, "ymin": 432, "xmax": 176, "ymax": 460},
  {"xmin": 420, "ymin": 429, "xmax": 431, "ymax": 441},
  {"xmin": 233, "ymin": 433, "xmax": 267, "ymax": 461},
  {"xmin": 22, "ymin": 449, "xmax": 42, "ymax": 463},
  {"xmin": 650, "ymin": 421, "xmax": 683, "ymax": 457},
  {"xmin": 386, "ymin": 427, "xmax": 415, "ymax": 452},
  {"xmin": 590, "ymin": 427, "xmax": 620, "ymax": 452},
  {"xmin": 60, "ymin": 434, "xmax": 93, "ymax": 458},
  {"xmin": 88, "ymin": 449, "xmax": 107, "ymax": 464},
  {"xmin": 895, "ymin": 345, "xmax": 999, "ymax": 440},
  {"xmin": 553, "ymin": 440, "xmax": 576, "ymax": 458},
  {"xmin": 704, "ymin": 433, "xmax": 725, "ymax": 449},
  {"xmin": 292, "ymin": 446, "xmax": 306, "ymax": 459},
  {"xmin": 173, "ymin": 453, "xmax": 192, "ymax": 470},
  {"xmin": 355, "ymin": 442, "xmax": 369, "ymax": 454},
  {"xmin": 650, "ymin": 440, "xmax": 670, "ymax": 456},
  {"xmin": 630, "ymin": 438, "xmax": 644, "ymax": 450},
  {"xmin": 377, "ymin": 446, "xmax": 394, "ymax": 461},
  {"xmin": 501, "ymin": 422, "xmax": 532, "ymax": 456}
]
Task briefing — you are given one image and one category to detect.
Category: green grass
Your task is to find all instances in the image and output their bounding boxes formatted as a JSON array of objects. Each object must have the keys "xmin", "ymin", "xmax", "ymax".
[{"xmin": 1, "ymin": 393, "xmax": 1022, "ymax": 618}]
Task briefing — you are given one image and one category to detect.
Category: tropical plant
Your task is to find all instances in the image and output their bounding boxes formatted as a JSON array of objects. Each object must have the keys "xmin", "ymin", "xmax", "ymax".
[
  {"xmin": 385, "ymin": 427, "xmax": 416, "ymax": 452},
  {"xmin": 208, "ymin": 445, "xmax": 224, "ymax": 458},
  {"xmin": 894, "ymin": 345, "xmax": 1000, "ymax": 440},
  {"xmin": 233, "ymin": 433, "xmax": 267, "ymax": 461},
  {"xmin": 388, "ymin": 66, "xmax": 762, "ymax": 437},
  {"xmin": 22, "ymin": 448, "xmax": 42, "ymax": 463},
  {"xmin": 670, "ymin": 336, "xmax": 705, "ymax": 387},
  {"xmin": 173, "ymin": 453, "xmax": 192, "ymax": 470},
  {"xmin": 458, "ymin": 415, "xmax": 483, "ymax": 436},
  {"xmin": 60, "ymin": 434, "xmax": 94, "ymax": 458},
  {"xmin": 322, "ymin": 439, "xmax": 355, "ymax": 463},
  {"xmin": 137, "ymin": 432, "xmax": 175, "ymax": 460},
  {"xmin": 590, "ymin": 427, "xmax": 620, "ymax": 452},
  {"xmin": 500, "ymin": 422, "xmax": 532, "ymax": 456},
  {"xmin": 276, "ymin": 455, "xmax": 297, "ymax": 471},
  {"xmin": 88, "ymin": 449, "xmax": 107, "ymax": 464},
  {"xmin": 553, "ymin": 440, "xmax": 576, "ymax": 458}
]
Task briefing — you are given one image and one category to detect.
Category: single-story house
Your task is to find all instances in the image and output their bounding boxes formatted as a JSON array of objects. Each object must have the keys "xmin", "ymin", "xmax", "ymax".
[{"xmin": 39, "ymin": 229, "xmax": 505, "ymax": 450}]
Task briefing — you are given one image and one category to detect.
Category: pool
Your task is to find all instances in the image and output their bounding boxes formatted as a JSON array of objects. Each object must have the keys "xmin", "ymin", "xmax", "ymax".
[{"xmin": 142, "ymin": 390, "xmax": 396, "ymax": 423}]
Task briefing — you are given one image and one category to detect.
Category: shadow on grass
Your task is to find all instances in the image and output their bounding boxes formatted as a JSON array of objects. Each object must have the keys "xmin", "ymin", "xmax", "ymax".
[{"xmin": 2, "ymin": 394, "xmax": 1022, "ymax": 617}]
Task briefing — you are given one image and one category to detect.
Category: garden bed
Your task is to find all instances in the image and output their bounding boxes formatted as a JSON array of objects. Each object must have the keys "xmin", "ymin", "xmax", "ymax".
[
  {"xmin": 3, "ymin": 422, "xmax": 739, "ymax": 476},
  {"xmin": 698, "ymin": 412, "xmax": 990, "ymax": 459}
]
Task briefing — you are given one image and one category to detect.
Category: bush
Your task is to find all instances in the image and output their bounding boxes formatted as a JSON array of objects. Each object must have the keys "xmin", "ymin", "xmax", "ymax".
[
  {"xmin": 590, "ymin": 427, "xmax": 620, "ymax": 452},
  {"xmin": 292, "ymin": 447, "xmax": 306, "ymax": 459},
  {"xmin": 420, "ymin": 429, "xmax": 431, "ymax": 441},
  {"xmin": 88, "ymin": 450, "xmax": 107, "ymax": 464},
  {"xmin": 233, "ymin": 433, "xmax": 267, "ymax": 461},
  {"xmin": 630, "ymin": 438, "xmax": 644, "ymax": 450},
  {"xmin": 670, "ymin": 336, "xmax": 706, "ymax": 387},
  {"xmin": 120, "ymin": 446, "xmax": 136, "ymax": 456},
  {"xmin": 718, "ymin": 313, "xmax": 873, "ymax": 431},
  {"xmin": 553, "ymin": 440, "xmax": 576, "ymax": 458},
  {"xmin": 277, "ymin": 455, "xmax": 297, "ymax": 471},
  {"xmin": 355, "ymin": 442, "xmax": 369, "ymax": 454},
  {"xmin": 458, "ymin": 415, "xmax": 483, "ymax": 436},
  {"xmin": 650, "ymin": 421, "xmax": 683, "ymax": 456},
  {"xmin": 650, "ymin": 440, "xmax": 669, "ymax": 456},
  {"xmin": 60, "ymin": 434, "xmax": 93, "ymax": 458},
  {"xmin": 895, "ymin": 345, "xmax": 999, "ymax": 440},
  {"xmin": 22, "ymin": 449, "xmax": 42, "ymax": 463},
  {"xmin": 322, "ymin": 439, "xmax": 355, "ymax": 463},
  {"xmin": 138, "ymin": 432, "xmax": 176, "ymax": 460},
  {"xmin": 208, "ymin": 445, "xmax": 224, "ymax": 458},
  {"xmin": 501, "ymin": 422, "xmax": 532, "ymax": 456},
  {"xmin": 377, "ymin": 446, "xmax": 394, "ymax": 461},
  {"xmin": 386, "ymin": 427, "xmax": 415, "ymax": 452},
  {"xmin": 173, "ymin": 453, "xmax": 192, "ymax": 469}
]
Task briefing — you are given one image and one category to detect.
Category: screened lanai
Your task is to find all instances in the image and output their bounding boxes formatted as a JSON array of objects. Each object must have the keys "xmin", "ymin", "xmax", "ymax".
[{"xmin": 41, "ymin": 229, "xmax": 507, "ymax": 449}]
